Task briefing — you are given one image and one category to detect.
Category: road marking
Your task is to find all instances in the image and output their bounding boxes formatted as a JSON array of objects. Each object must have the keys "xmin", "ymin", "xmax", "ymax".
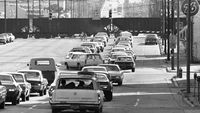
[
  {"xmin": 29, "ymin": 105, "xmax": 37, "ymax": 109},
  {"xmin": 113, "ymin": 92, "xmax": 176, "ymax": 96},
  {"xmin": 134, "ymin": 98, "xmax": 140, "ymax": 107}
]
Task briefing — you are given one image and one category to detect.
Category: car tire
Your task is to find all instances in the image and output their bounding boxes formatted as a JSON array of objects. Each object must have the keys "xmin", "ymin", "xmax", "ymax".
[
  {"xmin": 17, "ymin": 98, "xmax": 20, "ymax": 104},
  {"xmin": 105, "ymin": 91, "xmax": 113, "ymax": 101},
  {"xmin": 65, "ymin": 63, "xmax": 69, "ymax": 70},
  {"xmin": 77, "ymin": 64, "xmax": 82, "ymax": 70},
  {"xmin": 132, "ymin": 68, "xmax": 135, "ymax": 72},
  {"xmin": 22, "ymin": 94, "xmax": 26, "ymax": 102},
  {"xmin": 94, "ymin": 106, "xmax": 103, "ymax": 113},
  {"xmin": 52, "ymin": 108, "xmax": 59, "ymax": 113},
  {"xmin": 44, "ymin": 89, "xmax": 47, "ymax": 95},
  {"xmin": 0, "ymin": 101, "xmax": 5, "ymax": 109},
  {"xmin": 118, "ymin": 81, "xmax": 122, "ymax": 86},
  {"xmin": 39, "ymin": 90, "xmax": 44, "ymax": 96},
  {"xmin": 26, "ymin": 95, "xmax": 30, "ymax": 101}
]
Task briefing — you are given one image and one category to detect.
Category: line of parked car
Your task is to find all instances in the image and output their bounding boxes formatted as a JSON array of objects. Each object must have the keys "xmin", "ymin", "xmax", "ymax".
[{"xmin": 0, "ymin": 33, "xmax": 15, "ymax": 44}]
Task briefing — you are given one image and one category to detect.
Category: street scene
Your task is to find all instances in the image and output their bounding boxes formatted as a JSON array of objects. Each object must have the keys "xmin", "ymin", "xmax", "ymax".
[{"xmin": 0, "ymin": 0, "xmax": 200, "ymax": 113}]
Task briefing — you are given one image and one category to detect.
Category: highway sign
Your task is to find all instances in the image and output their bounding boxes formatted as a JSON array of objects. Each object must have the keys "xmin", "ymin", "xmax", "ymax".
[{"xmin": 181, "ymin": 0, "xmax": 199, "ymax": 16}]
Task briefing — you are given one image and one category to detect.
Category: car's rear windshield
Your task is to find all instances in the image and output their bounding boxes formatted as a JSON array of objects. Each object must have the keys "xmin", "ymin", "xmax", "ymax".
[
  {"xmin": 57, "ymin": 78, "xmax": 94, "ymax": 89},
  {"xmin": 0, "ymin": 75, "xmax": 13, "ymax": 84},
  {"xmin": 19, "ymin": 72, "xmax": 41, "ymax": 81},
  {"xmin": 100, "ymin": 65, "xmax": 120, "ymax": 71},
  {"xmin": 82, "ymin": 68, "xmax": 106, "ymax": 72},
  {"xmin": 11, "ymin": 74, "xmax": 25, "ymax": 82}
]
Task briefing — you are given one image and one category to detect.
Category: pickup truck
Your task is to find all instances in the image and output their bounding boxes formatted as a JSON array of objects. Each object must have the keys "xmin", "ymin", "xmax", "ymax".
[
  {"xmin": 0, "ymin": 81, "xmax": 7, "ymax": 109},
  {"xmin": 49, "ymin": 73, "xmax": 104, "ymax": 113}
]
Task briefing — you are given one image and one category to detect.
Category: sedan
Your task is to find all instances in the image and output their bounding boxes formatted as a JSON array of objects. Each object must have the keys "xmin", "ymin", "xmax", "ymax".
[
  {"xmin": 98, "ymin": 64, "xmax": 125, "ymax": 86},
  {"xmin": 0, "ymin": 73, "xmax": 22, "ymax": 105},
  {"xmin": 115, "ymin": 56, "xmax": 136, "ymax": 72},
  {"xmin": 7, "ymin": 72, "xmax": 31, "ymax": 101}
]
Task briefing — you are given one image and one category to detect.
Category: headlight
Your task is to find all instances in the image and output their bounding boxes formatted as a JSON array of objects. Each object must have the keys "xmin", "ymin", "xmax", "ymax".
[
  {"xmin": 9, "ymin": 89, "xmax": 15, "ymax": 91},
  {"xmin": 37, "ymin": 83, "xmax": 41, "ymax": 86}
]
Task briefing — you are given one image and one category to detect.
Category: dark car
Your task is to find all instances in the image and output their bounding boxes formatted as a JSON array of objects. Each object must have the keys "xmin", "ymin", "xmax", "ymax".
[
  {"xmin": 95, "ymin": 72, "xmax": 113, "ymax": 101},
  {"xmin": 0, "ymin": 81, "xmax": 7, "ymax": 109},
  {"xmin": 145, "ymin": 34, "xmax": 159, "ymax": 45},
  {"xmin": 115, "ymin": 56, "xmax": 136, "ymax": 72},
  {"xmin": 7, "ymin": 72, "xmax": 31, "ymax": 102},
  {"xmin": 0, "ymin": 73, "xmax": 22, "ymax": 105},
  {"xmin": 18, "ymin": 70, "xmax": 47, "ymax": 96}
]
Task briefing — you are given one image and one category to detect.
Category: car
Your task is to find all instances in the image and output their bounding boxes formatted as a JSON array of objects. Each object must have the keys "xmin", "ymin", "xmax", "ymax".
[
  {"xmin": 6, "ymin": 72, "xmax": 31, "ymax": 102},
  {"xmin": 95, "ymin": 32, "xmax": 109, "ymax": 42},
  {"xmin": 69, "ymin": 46, "xmax": 92, "ymax": 53},
  {"xmin": 115, "ymin": 36, "xmax": 132, "ymax": 46},
  {"xmin": 0, "ymin": 33, "xmax": 7, "ymax": 44},
  {"xmin": 93, "ymin": 36, "xmax": 107, "ymax": 47},
  {"xmin": 98, "ymin": 64, "xmax": 125, "ymax": 86},
  {"xmin": 145, "ymin": 34, "xmax": 159, "ymax": 45},
  {"xmin": 125, "ymin": 50, "xmax": 137, "ymax": 61},
  {"xmin": 81, "ymin": 66, "xmax": 111, "ymax": 80},
  {"xmin": 95, "ymin": 72, "xmax": 113, "ymax": 101},
  {"xmin": 6, "ymin": 33, "xmax": 15, "ymax": 42},
  {"xmin": 110, "ymin": 47, "xmax": 126, "ymax": 54},
  {"xmin": 107, "ymin": 52, "xmax": 128, "ymax": 64},
  {"xmin": 115, "ymin": 43, "xmax": 132, "ymax": 50},
  {"xmin": 115, "ymin": 56, "xmax": 136, "ymax": 72},
  {"xmin": 87, "ymin": 42, "xmax": 101, "ymax": 53},
  {"xmin": 64, "ymin": 53, "xmax": 105, "ymax": 70},
  {"xmin": 49, "ymin": 73, "xmax": 104, "ymax": 113},
  {"xmin": 17, "ymin": 70, "xmax": 48, "ymax": 96},
  {"xmin": 0, "ymin": 81, "xmax": 7, "ymax": 109},
  {"xmin": 0, "ymin": 73, "xmax": 22, "ymax": 105},
  {"xmin": 81, "ymin": 42, "xmax": 98, "ymax": 53},
  {"xmin": 90, "ymin": 38, "xmax": 105, "ymax": 51},
  {"xmin": 1, "ymin": 33, "xmax": 10, "ymax": 43}
]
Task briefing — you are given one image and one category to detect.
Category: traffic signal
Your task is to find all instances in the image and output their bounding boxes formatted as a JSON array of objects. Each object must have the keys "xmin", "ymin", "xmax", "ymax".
[{"xmin": 109, "ymin": 9, "xmax": 112, "ymax": 18}]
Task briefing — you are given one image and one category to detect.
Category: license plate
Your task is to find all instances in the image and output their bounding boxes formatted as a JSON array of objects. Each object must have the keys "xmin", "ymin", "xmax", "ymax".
[{"xmin": 71, "ymin": 105, "xmax": 79, "ymax": 109}]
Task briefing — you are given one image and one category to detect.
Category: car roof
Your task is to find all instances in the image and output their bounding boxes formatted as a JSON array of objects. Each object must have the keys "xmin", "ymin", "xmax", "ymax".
[
  {"xmin": 4, "ymin": 72, "xmax": 25, "ymax": 75},
  {"xmin": 18, "ymin": 69, "xmax": 42, "ymax": 73},
  {"xmin": 0, "ymin": 73, "xmax": 13, "ymax": 76}
]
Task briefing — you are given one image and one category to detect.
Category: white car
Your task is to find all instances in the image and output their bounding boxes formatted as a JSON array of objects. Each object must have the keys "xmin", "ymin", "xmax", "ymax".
[{"xmin": 49, "ymin": 73, "xmax": 104, "ymax": 113}]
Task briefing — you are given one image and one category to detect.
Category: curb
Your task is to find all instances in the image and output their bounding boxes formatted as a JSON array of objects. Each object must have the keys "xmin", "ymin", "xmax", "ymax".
[{"xmin": 171, "ymin": 77, "xmax": 196, "ymax": 107}]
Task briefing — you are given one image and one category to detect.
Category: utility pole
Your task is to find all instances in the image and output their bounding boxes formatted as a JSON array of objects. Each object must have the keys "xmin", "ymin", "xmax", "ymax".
[
  {"xmin": 16, "ymin": 0, "xmax": 18, "ymax": 19},
  {"xmin": 171, "ymin": 0, "xmax": 175, "ymax": 70},
  {"xmin": 167, "ymin": 0, "xmax": 170, "ymax": 61},
  {"xmin": 4, "ymin": 0, "xmax": 7, "ymax": 33}
]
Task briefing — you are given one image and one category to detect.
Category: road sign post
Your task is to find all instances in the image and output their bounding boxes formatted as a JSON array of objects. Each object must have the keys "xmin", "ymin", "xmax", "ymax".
[{"xmin": 181, "ymin": 0, "xmax": 199, "ymax": 94}]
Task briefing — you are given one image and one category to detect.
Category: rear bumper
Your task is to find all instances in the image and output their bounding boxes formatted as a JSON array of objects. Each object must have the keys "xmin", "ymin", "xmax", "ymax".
[{"xmin": 50, "ymin": 102, "xmax": 101, "ymax": 110}]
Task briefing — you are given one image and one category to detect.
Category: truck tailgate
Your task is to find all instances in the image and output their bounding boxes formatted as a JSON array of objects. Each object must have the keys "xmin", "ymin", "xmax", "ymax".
[{"xmin": 52, "ymin": 89, "xmax": 98, "ymax": 103}]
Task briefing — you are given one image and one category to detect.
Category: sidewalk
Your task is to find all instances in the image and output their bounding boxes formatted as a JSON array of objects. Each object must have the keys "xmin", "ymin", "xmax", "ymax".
[{"xmin": 165, "ymin": 57, "xmax": 200, "ymax": 108}]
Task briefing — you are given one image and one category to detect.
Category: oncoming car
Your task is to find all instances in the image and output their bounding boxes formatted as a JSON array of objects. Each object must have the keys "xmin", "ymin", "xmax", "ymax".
[{"xmin": 49, "ymin": 73, "xmax": 104, "ymax": 113}]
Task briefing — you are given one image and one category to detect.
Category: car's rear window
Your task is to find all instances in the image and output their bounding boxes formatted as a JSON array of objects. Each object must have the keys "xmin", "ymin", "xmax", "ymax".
[
  {"xmin": 0, "ymin": 75, "xmax": 13, "ymax": 84},
  {"xmin": 57, "ymin": 78, "xmax": 94, "ymax": 89},
  {"xmin": 11, "ymin": 74, "xmax": 25, "ymax": 82},
  {"xmin": 100, "ymin": 65, "xmax": 120, "ymax": 71},
  {"xmin": 19, "ymin": 72, "xmax": 41, "ymax": 81},
  {"xmin": 82, "ymin": 68, "xmax": 106, "ymax": 72}
]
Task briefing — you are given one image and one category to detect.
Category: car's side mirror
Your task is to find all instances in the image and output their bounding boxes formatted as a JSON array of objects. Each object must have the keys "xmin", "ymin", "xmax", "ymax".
[
  {"xmin": 27, "ymin": 63, "xmax": 30, "ymax": 66},
  {"xmin": 0, "ymin": 81, "xmax": 2, "ymax": 85}
]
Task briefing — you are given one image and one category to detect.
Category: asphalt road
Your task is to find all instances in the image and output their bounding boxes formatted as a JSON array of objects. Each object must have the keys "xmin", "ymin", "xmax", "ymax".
[{"xmin": 0, "ymin": 37, "xmax": 194, "ymax": 113}]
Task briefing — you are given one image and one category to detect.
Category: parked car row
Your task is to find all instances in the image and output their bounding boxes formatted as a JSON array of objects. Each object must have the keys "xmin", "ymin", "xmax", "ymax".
[
  {"xmin": 0, "ymin": 33, "xmax": 15, "ymax": 44},
  {"xmin": 0, "ymin": 69, "xmax": 48, "ymax": 108}
]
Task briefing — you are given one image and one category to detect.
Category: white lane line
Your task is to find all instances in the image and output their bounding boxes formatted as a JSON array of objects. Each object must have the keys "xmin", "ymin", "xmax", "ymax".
[{"xmin": 134, "ymin": 98, "xmax": 140, "ymax": 107}]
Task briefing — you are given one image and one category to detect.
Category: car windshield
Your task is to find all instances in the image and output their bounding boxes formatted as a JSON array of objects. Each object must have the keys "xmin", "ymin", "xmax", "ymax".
[
  {"xmin": 96, "ymin": 74, "xmax": 108, "ymax": 81},
  {"xmin": 71, "ymin": 49, "xmax": 85, "ymax": 52},
  {"xmin": 117, "ymin": 57, "xmax": 132, "ymax": 61},
  {"xmin": 112, "ymin": 49, "xmax": 125, "ymax": 52},
  {"xmin": 11, "ymin": 74, "xmax": 25, "ymax": 82},
  {"xmin": 0, "ymin": 75, "xmax": 13, "ymax": 84},
  {"xmin": 81, "ymin": 44, "xmax": 93, "ymax": 48},
  {"xmin": 20, "ymin": 72, "xmax": 41, "ymax": 81},
  {"xmin": 57, "ymin": 78, "xmax": 94, "ymax": 89}
]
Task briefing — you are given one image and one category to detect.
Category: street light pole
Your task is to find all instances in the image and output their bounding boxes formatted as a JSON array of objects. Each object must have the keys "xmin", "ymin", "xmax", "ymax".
[
  {"xmin": 186, "ymin": 0, "xmax": 191, "ymax": 94},
  {"xmin": 167, "ymin": 0, "xmax": 170, "ymax": 61},
  {"xmin": 171, "ymin": 0, "xmax": 175, "ymax": 70},
  {"xmin": 177, "ymin": 0, "xmax": 180, "ymax": 77}
]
